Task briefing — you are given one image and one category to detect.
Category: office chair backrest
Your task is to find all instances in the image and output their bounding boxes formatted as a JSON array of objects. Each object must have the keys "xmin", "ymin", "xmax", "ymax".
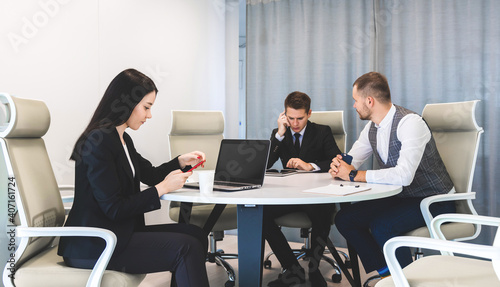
[
  {"xmin": 0, "ymin": 94, "xmax": 65, "ymax": 267},
  {"xmin": 168, "ymin": 110, "xmax": 224, "ymax": 209},
  {"xmin": 310, "ymin": 111, "xmax": 346, "ymax": 152},
  {"xmin": 422, "ymin": 100, "xmax": 483, "ymax": 220},
  {"xmin": 169, "ymin": 110, "xmax": 224, "ymax": 170}
]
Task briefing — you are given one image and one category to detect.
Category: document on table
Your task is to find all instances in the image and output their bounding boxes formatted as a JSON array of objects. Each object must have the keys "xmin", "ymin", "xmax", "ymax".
[
  {"xmin": 266, "ymin": 169, "xmax": 298, "ymax": 177},
  {"xmin": 303, "ymin": 184, "xmax": 371, "ymax": 196},
  {"xmin": 266, "ymin": 169, "xmax": 318, "ymax": 177}
]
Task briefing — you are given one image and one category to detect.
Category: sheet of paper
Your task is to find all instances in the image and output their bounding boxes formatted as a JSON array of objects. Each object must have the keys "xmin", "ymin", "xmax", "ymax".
[{"xmin": 303, "ymin": 184, "xmax": 371, "ymax": 196}]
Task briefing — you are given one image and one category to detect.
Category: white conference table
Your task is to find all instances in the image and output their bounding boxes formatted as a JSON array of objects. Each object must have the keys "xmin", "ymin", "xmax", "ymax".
[{"xmin": 161, "ymin": 172, "xmax": 402, "ymax": 287}]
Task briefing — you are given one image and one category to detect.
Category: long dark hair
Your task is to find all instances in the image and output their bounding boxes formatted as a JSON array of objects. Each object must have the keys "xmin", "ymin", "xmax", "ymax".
[{"xmin": 71, "ymin": 69, "xmax": 158, "ymax": 161}]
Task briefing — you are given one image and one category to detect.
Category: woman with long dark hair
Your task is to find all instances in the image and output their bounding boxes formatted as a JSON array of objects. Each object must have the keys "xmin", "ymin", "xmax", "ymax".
[{"xmin": 58, "ymin": 69, "xmax": 210, "ymax": 286}]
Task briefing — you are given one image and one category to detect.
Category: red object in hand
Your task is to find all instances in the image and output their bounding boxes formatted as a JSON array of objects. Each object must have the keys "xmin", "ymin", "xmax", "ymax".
[{"xmin": 185, "ymin": 160, "xmax": 206, "ymax": 173}]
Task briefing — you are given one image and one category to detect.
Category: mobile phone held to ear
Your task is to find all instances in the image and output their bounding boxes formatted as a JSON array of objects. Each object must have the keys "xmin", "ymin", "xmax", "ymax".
[
  {"xmin": 341, "ymin": 153, "xmax": 353, "ymax": 165},
  {"xmin": 185, "ymin": 160, "xmax": 206, "ymax": 173}
]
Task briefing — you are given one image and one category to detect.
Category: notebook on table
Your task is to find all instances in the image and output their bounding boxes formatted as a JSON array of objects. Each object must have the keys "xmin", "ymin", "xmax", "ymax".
[
  {"xmin": 266, "ymin": 168, "xmax": 319, "ymax": 177},
  {"xmin": 184, "ymin": 139, "xmax": 271, "ymax": 192},
  {"xmin": 265, "ymin": 168, "xmax": 298, "ymax": 177}
]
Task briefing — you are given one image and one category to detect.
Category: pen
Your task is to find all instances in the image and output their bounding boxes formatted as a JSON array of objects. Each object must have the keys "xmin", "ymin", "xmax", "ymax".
[{"xmin": 340, "ymin": 184, "xmax": 360, "ymax": 188}]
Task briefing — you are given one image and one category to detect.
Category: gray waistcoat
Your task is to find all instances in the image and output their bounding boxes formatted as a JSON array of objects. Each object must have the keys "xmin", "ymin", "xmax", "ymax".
[{"xmin": 368, "ymin": 105, "xmax": 454, "ymax": 198}]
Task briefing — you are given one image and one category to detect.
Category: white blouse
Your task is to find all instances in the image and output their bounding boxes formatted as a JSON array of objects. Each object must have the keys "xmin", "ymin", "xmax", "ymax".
[{"xmin": 122, "ymin": 143, "xmax": 135, "ymax": 178}]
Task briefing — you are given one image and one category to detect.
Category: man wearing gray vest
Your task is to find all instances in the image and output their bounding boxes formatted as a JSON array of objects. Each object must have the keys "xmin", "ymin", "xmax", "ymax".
[{"xmin": 329, "ymin": 72, "xmax": 456, "ymax": 279}]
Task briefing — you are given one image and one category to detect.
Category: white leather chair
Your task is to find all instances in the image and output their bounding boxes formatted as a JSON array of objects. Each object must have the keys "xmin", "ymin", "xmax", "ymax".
[
  {"xmin": 406, "ymin": 100, "xmax": 483, "ymax": 241},
  {"xmin": 376, "ymin": 213, "xmax": 500, "ymax": 287},
  {"xmin": 167, "ymin": 110, "xmax": 238, "ymax": 287},
  {"xmin": 264, "ymin": 111, "xmax": 347, "ymax": 283},
  {"xmin": 365, "ymin": 100, "xmax": 484, "ymax": 287},
  {"xmin": 0, "ymin": 94, "xmax": 145, "ymax": 287},
  {"xmin": 309, "ymin": 111, "xmax": 347, "ymax": 154}
]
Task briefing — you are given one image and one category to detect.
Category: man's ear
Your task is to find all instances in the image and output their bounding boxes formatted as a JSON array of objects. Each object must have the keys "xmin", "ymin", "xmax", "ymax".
[
  {"xmin": 367, "ymin": 96, "xmax": 374, "ymax": 106},
  {"xmin": 307, "ymin": 109, "xmax": 312, "ymax": 118}
]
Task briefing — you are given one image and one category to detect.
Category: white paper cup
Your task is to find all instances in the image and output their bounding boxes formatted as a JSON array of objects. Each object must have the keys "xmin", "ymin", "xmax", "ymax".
[{"xmin": 198, "ymin": 170, "xmax": 215, "ymax": 195}]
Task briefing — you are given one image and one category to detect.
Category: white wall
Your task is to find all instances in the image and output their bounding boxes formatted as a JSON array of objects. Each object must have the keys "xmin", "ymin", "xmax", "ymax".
[
  {"xmin": 0, "ymin": 0, "xmax": 238, "ymax": 185},
  {"xmin": 225, "ymin": 0, "xmax": 240, "ymax": 138},
  {"xmin": 0, "ymin": 0, "xmax": 240, "ymax": 273},
  {"xmin": 0, "ymin": 0, "xmax": 100, "ymax": 185}
]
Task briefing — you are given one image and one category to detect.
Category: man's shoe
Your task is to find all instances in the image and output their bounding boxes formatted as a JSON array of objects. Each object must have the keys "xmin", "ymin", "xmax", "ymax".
[
  {"xmin": 267, "ymin": 267, "xmax": 306, "ymax": 287},
  {"xmin": 308, "ymin": 269, "xmax": 327, "ymax": 287}
]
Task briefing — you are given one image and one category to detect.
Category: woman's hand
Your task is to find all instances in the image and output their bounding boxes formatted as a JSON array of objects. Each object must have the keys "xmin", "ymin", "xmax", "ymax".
[
  {"xmin": 178, "ymin": 151, "xmax": 206, "ymax": 169},
  {"xmin": 155, "ymin": 170, "xmax": 192, "ymax": 196}
]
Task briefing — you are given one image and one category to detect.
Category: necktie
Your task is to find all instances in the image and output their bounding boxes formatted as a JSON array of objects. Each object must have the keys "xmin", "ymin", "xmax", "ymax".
[{"xmin": 294, "ymin": 133, "xmax": 301, "ymax": 154}]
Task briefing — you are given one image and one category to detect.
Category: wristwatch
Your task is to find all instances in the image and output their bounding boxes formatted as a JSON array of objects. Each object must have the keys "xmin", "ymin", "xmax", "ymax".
[{"xmin": 349, "ymin": 170, "xmax": 358, "ymax": 182}]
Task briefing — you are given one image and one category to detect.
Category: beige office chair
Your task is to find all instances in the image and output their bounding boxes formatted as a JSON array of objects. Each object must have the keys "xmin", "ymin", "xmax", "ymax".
[
  {"xmin": 376, "ymin": 213, "xmax": 500, "ymax": 287},
  {"xmin": 365, "ymin": 100, "xmax": 484, "ymax": 287},
  {"xmin": 406, "ymin": 100, "xmax": 483, "ymax": 240},
  {"xmin": 0, "ymin": 94, "xmax": 145, "ymax": 287},
  {"xmin": 264, "ymin": 111, "xmax": 347, "ymax": 283},
  {"xmin": 167, "ymin": 110, "xmax": 238, "ymax": 287}
]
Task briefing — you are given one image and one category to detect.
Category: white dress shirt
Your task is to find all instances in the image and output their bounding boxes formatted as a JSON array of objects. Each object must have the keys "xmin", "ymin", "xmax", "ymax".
[{"xmin": 348, "ymin": 105, "xmax": 431, "ymax": 186}]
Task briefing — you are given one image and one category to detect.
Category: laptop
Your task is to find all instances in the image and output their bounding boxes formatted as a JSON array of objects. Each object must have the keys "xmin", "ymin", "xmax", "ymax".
[{"xmin": 184, "ymin": 139, "xmax": 271, "ymax": 191}]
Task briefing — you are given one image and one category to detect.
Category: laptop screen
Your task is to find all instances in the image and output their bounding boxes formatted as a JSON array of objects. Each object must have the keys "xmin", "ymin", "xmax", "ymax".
[{"xmin": 214, "ymin": 139, "xmax": 270, "ymax": 185}]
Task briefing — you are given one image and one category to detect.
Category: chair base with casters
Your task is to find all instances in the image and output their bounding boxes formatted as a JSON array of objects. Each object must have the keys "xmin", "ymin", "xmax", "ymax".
[
  {"xmin": 363, "ymin": 275, "xmax": 381, "ymax": 287},
  {"xmin": 263, "ymin": 227, "xmax": 347, "ymax": 283},
  {"xmin": 169, "ymin": 202, "xmax": 238, "ymax": 287},
  {"xmin": 207, "ymin": 231, "xmax": 238, "ymax": 287},
  {"xmin": 263, "ymin": 210, "xmax": 350, "ymax": 284}
]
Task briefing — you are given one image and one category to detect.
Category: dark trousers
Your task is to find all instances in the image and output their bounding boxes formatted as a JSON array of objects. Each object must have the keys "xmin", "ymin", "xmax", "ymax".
[
  {"xmin": 262, "ymin": 204, "xmax": 336, "ymax": 272},
  {"xmin": 65, "ymin": 223, "xmax": 209, "ymax": 287},
  {"xmin": 335, "ymin": 196, "xmax": 456, "ymax": 273}
]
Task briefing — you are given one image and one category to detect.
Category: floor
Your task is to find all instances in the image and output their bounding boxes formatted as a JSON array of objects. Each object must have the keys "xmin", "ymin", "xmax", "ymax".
[{"xmin": 138, "ymin": 235, "xmax": 377, "ymax": 287}]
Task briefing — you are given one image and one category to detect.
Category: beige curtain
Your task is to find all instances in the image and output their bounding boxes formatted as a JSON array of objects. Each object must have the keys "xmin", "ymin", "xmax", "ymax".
[{"xmin": 246, "ymin": 0, "xmax": 500, "ymax": 245}]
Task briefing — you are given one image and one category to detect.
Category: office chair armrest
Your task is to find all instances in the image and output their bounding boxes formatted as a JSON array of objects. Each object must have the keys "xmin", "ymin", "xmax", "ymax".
[
  {"xmin": 383, "ymin": 234, "xmax": 500, "ymax": 287},
  {"xmin": 384, "ymin": 214, "xmax": 500, "ymax": 287},
  {"xmin": 430, "ymin": 213, "xmax": 500, "ymax": 254},
  {"xmin": 15, "ymin": 226, "xmax": 117, "ymax": 287},
  {"xmin": 419, "ymin": 192, "xmax": 476, "ymax": 233}
]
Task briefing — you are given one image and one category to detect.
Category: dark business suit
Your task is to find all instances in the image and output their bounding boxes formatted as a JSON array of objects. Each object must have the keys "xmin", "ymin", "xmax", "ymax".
[
  {"xmin": 267, "ymin": 121, "xmax": 340, "ymax": 171},
  {"xmin": 264, "ymin": 121, "xmax": 341, "ymax": 274},
  {"xmin": 58, "ymin": 128, "xmax": 209, "ymax": 287}
]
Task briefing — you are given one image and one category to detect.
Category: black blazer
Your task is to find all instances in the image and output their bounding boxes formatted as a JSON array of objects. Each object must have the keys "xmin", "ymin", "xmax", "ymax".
[
  {"xmin": 267, "ymin": 121, "xmax": 341, "ymax": 172},
  {"xmin": 58, "ymin": 128, "xmax": 181, "ymax": 260}
]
